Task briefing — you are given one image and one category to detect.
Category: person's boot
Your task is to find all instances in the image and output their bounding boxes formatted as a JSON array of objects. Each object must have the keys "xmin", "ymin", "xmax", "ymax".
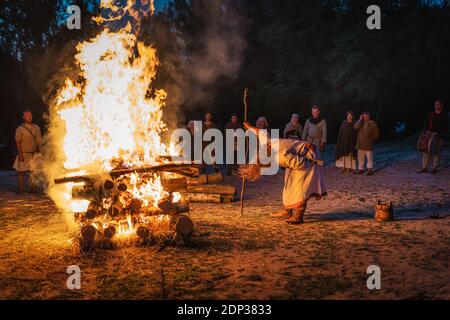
[
  {"xmin": 354, "ymin": 169, "xmax": 363, "ymax": 175},
  {"xmin": 286, "ymin": 204, "xmax": 306, "ymax": 225},
  {"xmin": 431, "ymin": 168, "xmax": 438, "ymax": 174},
  {"xmin": 367, "ymin": 169, "xmax": 374, "ymax": 176},
  {"xmin": 271, "ymin": 208, "xmax": 292, "ymax": 218},
  {"xmin": 417, "ymin": 168, "xmax": 428, "ymax": 174},
  {"xmin": 17, "ymin": 173, "xmax": 25, "ymax": 194}
]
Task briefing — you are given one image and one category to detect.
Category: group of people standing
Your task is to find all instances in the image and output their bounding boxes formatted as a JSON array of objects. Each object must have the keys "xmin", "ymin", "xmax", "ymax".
[
  {"xmin": 279, "ymin": 106, "xmax": 380, "ymax": 176},
  {"xmin": 11, "ymin": 100, "xmax": 448, "ymax": 195},
  {"xmin": 188, "ymin": 101, "xmax": 447, "ymax": 178}
]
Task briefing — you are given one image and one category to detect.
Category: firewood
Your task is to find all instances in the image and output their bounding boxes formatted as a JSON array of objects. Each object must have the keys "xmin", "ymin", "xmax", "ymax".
[
  {"xmin": 182, "ymin": 193, "xmax": 221, "ymax": 203},
  {"xmin": 206, "ymin": 172, "xmax": 223, "ymax": 184},
  {"xmin": 85, "ymin": 202, "xmax": 99, "ymax": 219},
  {"xmin": 54, "ymin": 163, "xmax": 201, "ymax": 185},
  {"xmin": 186, "ymin": 184, "xmax": 236, "ymax": 196},
  {"xmin": 158, "ymin": 198, "xmax": 172, "ymax": 213},
  {"xmin": 136, "ymin": 224, "xmax": 151, "ymax": 239},
  {"xmin": 103, "ymin": 225, "xmax": 116, "ymax": 239},
  {"xmin": 117, "ymin": 183, "xmax": 128, "ymax": 192},
  {"xmin": 103, "ymin": 180, "xmax": 115, "ymax": 190},
  {"xmin": 221, "ymin": 195, "xmax": 235, "ymax": 203},
  {"xmin": 186, "ymin": 174, "xmax": 207, "ymax": 185},
  {"xmin": 72, "ymin": 185, "xmax": 98, "ymax": 201},
  {"xmin": 81, "ymin": 224, "xmax": 97, "ymax": 242},
  {"xmin": 172, "ymin": 215, "xmax": 194, "ymax": 243},
  {"xmin": 161, "ymin": 177, "xmax": 187, "ymax": 192}
]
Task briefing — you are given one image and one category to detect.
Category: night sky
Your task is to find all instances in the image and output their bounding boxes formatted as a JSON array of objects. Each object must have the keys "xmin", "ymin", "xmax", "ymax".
[{"xmin": 154, "ymin": 0, "xmax": 171, "ymax": 11}]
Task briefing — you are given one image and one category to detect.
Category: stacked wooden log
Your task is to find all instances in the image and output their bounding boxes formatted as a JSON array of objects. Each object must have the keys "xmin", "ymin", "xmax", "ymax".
[
  {"xmin": 182, "ymin": 172, "xmax": 236, "ymax": 203},
  {"xmin": 164, "ymin": 172, "xmax": 236, "ymax": 203}
]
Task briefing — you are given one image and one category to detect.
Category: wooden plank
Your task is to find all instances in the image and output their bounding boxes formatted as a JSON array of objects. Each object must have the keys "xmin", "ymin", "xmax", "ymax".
[
  {"xmin": 182, "ymin": 193, "xmax": 221, "ymax": 203},
  {"xmin": 186, "ymin": 184, "xmax": 236, "ymax": 196}
]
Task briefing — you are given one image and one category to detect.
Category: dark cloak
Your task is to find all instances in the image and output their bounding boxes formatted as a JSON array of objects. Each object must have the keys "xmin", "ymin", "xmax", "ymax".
[{"xmin": 335, "ymin": 120, "xmax": 357, "ymax": 160}]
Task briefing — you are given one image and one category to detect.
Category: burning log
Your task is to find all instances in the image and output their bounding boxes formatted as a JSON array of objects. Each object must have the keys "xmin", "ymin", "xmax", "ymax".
[
  {"xmin": 157, "ymin": 198, "xmax": 190, "ymax": 215},
  {"xmin": 117, "ymin": 183, "xmax": 128, "ymax": 192},
  {"xmin": 136, "ymin": 224, "xmax": 151, "ymax": 239},
  {"xmin": 186, "ymin": 184, "xmax": 236, "ymax": 196},
  {"xmin": 172, "ymin": 215, "xmax": 194, "ymax": 244},
  {"xmin": 108, "ymin": 201, "xmax": 124, "ymax": 218},
  {"xmin": 103, "ymin": 225, "xmax": 116, "ymax": 239},
  {"xmin": 72, "ymin": 185, "xmax": 99, "ymax": 201},
  {"xmin": 130, "ymin": 198, "xmax": 143, "ymax": 213},
  {"xmin": 104, "ymin": 180, "xmax": 115, "ymax": 190},
  {"xmin": 54, "ymin": 163, "xmax": 201, "ymax": 185},
  {"xmin": 86, "ymin": 202, "xmax": 99, "ymax": 219},
  {"xmin": 81, "ymin": 224, "xmax": 97, "ymax": 242}
]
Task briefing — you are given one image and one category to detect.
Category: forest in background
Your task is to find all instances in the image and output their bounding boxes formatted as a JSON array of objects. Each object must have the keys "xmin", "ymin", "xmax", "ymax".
[{"xmin": 1, "ymin": 0, "xmax": 449, "ymax": 161}]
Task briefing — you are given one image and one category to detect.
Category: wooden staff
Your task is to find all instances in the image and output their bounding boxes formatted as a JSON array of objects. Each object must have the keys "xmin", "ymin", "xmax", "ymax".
[{"xmin": 240, "ymin": 88, "xmax": 249, "ymax": 215}]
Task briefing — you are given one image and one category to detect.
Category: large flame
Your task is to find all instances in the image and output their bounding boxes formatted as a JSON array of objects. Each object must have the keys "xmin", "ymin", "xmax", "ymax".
[
  {"xmin": 47, "ymin": 0, "xmax": 176, "ymax": 225},
  {"xmin": 56, "ymin": 27, "xmax": 167, "ymax": 171}
]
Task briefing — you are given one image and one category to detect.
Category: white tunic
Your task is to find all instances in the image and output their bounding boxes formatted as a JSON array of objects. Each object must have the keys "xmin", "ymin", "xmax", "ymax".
[
  {"xmin": 13, "ymin": 123, "xmax": 41, "ymax": 172},
  {"xmin": 258, "ymin": 132, "xmax": 327, "ymax": 208}
]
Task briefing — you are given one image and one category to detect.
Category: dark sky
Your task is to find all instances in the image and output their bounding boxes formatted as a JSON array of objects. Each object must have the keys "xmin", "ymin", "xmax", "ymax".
[{"xmin": 154, "ymin": 0, "xmax": 171, "ymax": 11}]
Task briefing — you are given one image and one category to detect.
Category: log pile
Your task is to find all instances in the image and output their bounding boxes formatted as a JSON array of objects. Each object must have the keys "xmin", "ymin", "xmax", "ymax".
[
  {"xmin": 55, "ymin": 163, "xmax": 200, "ymax": 251},
  {"xmin": 187, "ymin": 172, "xmax": 236, "ymax": 203},
  {"xmin": 164, "ymin": 172, "xmax": 237, "ymax": 203}
]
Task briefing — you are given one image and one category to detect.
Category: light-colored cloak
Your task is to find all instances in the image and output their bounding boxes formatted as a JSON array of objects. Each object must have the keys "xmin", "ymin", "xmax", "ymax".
[{"xmin": 258, "ymin": 132, "xmax": 327, "ymax": 208}]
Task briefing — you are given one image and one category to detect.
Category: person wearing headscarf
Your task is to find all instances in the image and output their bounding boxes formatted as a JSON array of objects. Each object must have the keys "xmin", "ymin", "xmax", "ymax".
[
  {"xmin": 335, "ymin": 111, "xmax": 357, "ymax": 173},
  {"xmin": 283, "ymin": 114, "xmax": 302, "ymax": 140},
  {"xmin": 256, "ymin": 116, "xmax": 269, "ymax": 130}
]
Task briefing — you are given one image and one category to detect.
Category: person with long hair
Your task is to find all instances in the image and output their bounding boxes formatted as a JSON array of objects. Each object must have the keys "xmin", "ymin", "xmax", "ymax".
[
  {"xmin": 239, "ymin": 122, "xmax": 327, "ymax": 224},
  {"xmin": 335, "ymin": 111, "xmax": 357, "ymax": 173}
]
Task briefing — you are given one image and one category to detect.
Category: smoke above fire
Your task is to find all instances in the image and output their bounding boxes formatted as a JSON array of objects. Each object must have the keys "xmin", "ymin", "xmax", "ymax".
[{"xmin": 154, "ymin": 0, "xmax": 247, "ymax": 114}]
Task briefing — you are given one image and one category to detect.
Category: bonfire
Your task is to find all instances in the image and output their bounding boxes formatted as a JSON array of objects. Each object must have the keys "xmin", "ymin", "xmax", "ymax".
[{"xmin": 45, "ymin": 0, "xmax": 197, "ymax": 250}]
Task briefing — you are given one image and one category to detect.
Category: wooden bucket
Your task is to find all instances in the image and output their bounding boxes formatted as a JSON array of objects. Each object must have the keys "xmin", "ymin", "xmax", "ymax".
[{"xmin": 374, "ymin": 201, "xmax": 394, "ymax": 222}]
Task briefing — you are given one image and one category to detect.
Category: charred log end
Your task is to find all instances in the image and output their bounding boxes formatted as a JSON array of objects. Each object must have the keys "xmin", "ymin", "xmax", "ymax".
[
  {"xmin": 175, "ymin": 216, "xmax": 194, "ymax": 244},
  {"xmin": 103, "ymin": 225, "xmax": 116, "ymax": 239},
  {"xmin": 81, "ymin": 225, "xmax": 97, "ymax": 242},
  {"xmin": 86, "ymin": 202, "xmax": 98, "ymax": 219},
  {"xmin": 158, "ymin": 199, "xmax": 173, "ymax": 213},
  {"xmin": 136, "ymin": 225, "xmax": 151, "ymax": 239},
  {"xmin": 118, "ymin": 183, "xmax": 128, "ymax": 192},
  {"xmin": 104, "ymin": 180, "xmax": 115, "ymax": 190}
]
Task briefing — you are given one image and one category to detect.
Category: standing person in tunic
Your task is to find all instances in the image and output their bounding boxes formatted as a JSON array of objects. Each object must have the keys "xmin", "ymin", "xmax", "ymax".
[
  {"xmin": 224, "ymin": 113, "xmax": 242, "ymax": 176},
  {"xmin": 335, "ymin": 111, "xmax": 357, "ymax": 173},
  {"xmin": 283, "ymin": 114, "xmax": 302, "ymax": 140},
  {"xmin": 302, "ymin": 106, "xmax": 327, "ymax": 151},
  {"xmin": 354, "ymin": 112, "xmax": 379, "ymax": 176},
  {"xmin": 13, "ymin": 110, "xmax": 42, "ymax": 193},
  {"xmin": 417, "ymin": 100, "xmax": 448, "ymax": 174},
  {"xmin": 240, "ymin": 122, "xmax": 327, "ymax": 225}
]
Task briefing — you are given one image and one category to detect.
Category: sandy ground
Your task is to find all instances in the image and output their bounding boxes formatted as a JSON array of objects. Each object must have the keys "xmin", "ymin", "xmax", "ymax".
[{"xmin": 0, "ymin": 138, "xmax": 449, "ymax": 299}]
